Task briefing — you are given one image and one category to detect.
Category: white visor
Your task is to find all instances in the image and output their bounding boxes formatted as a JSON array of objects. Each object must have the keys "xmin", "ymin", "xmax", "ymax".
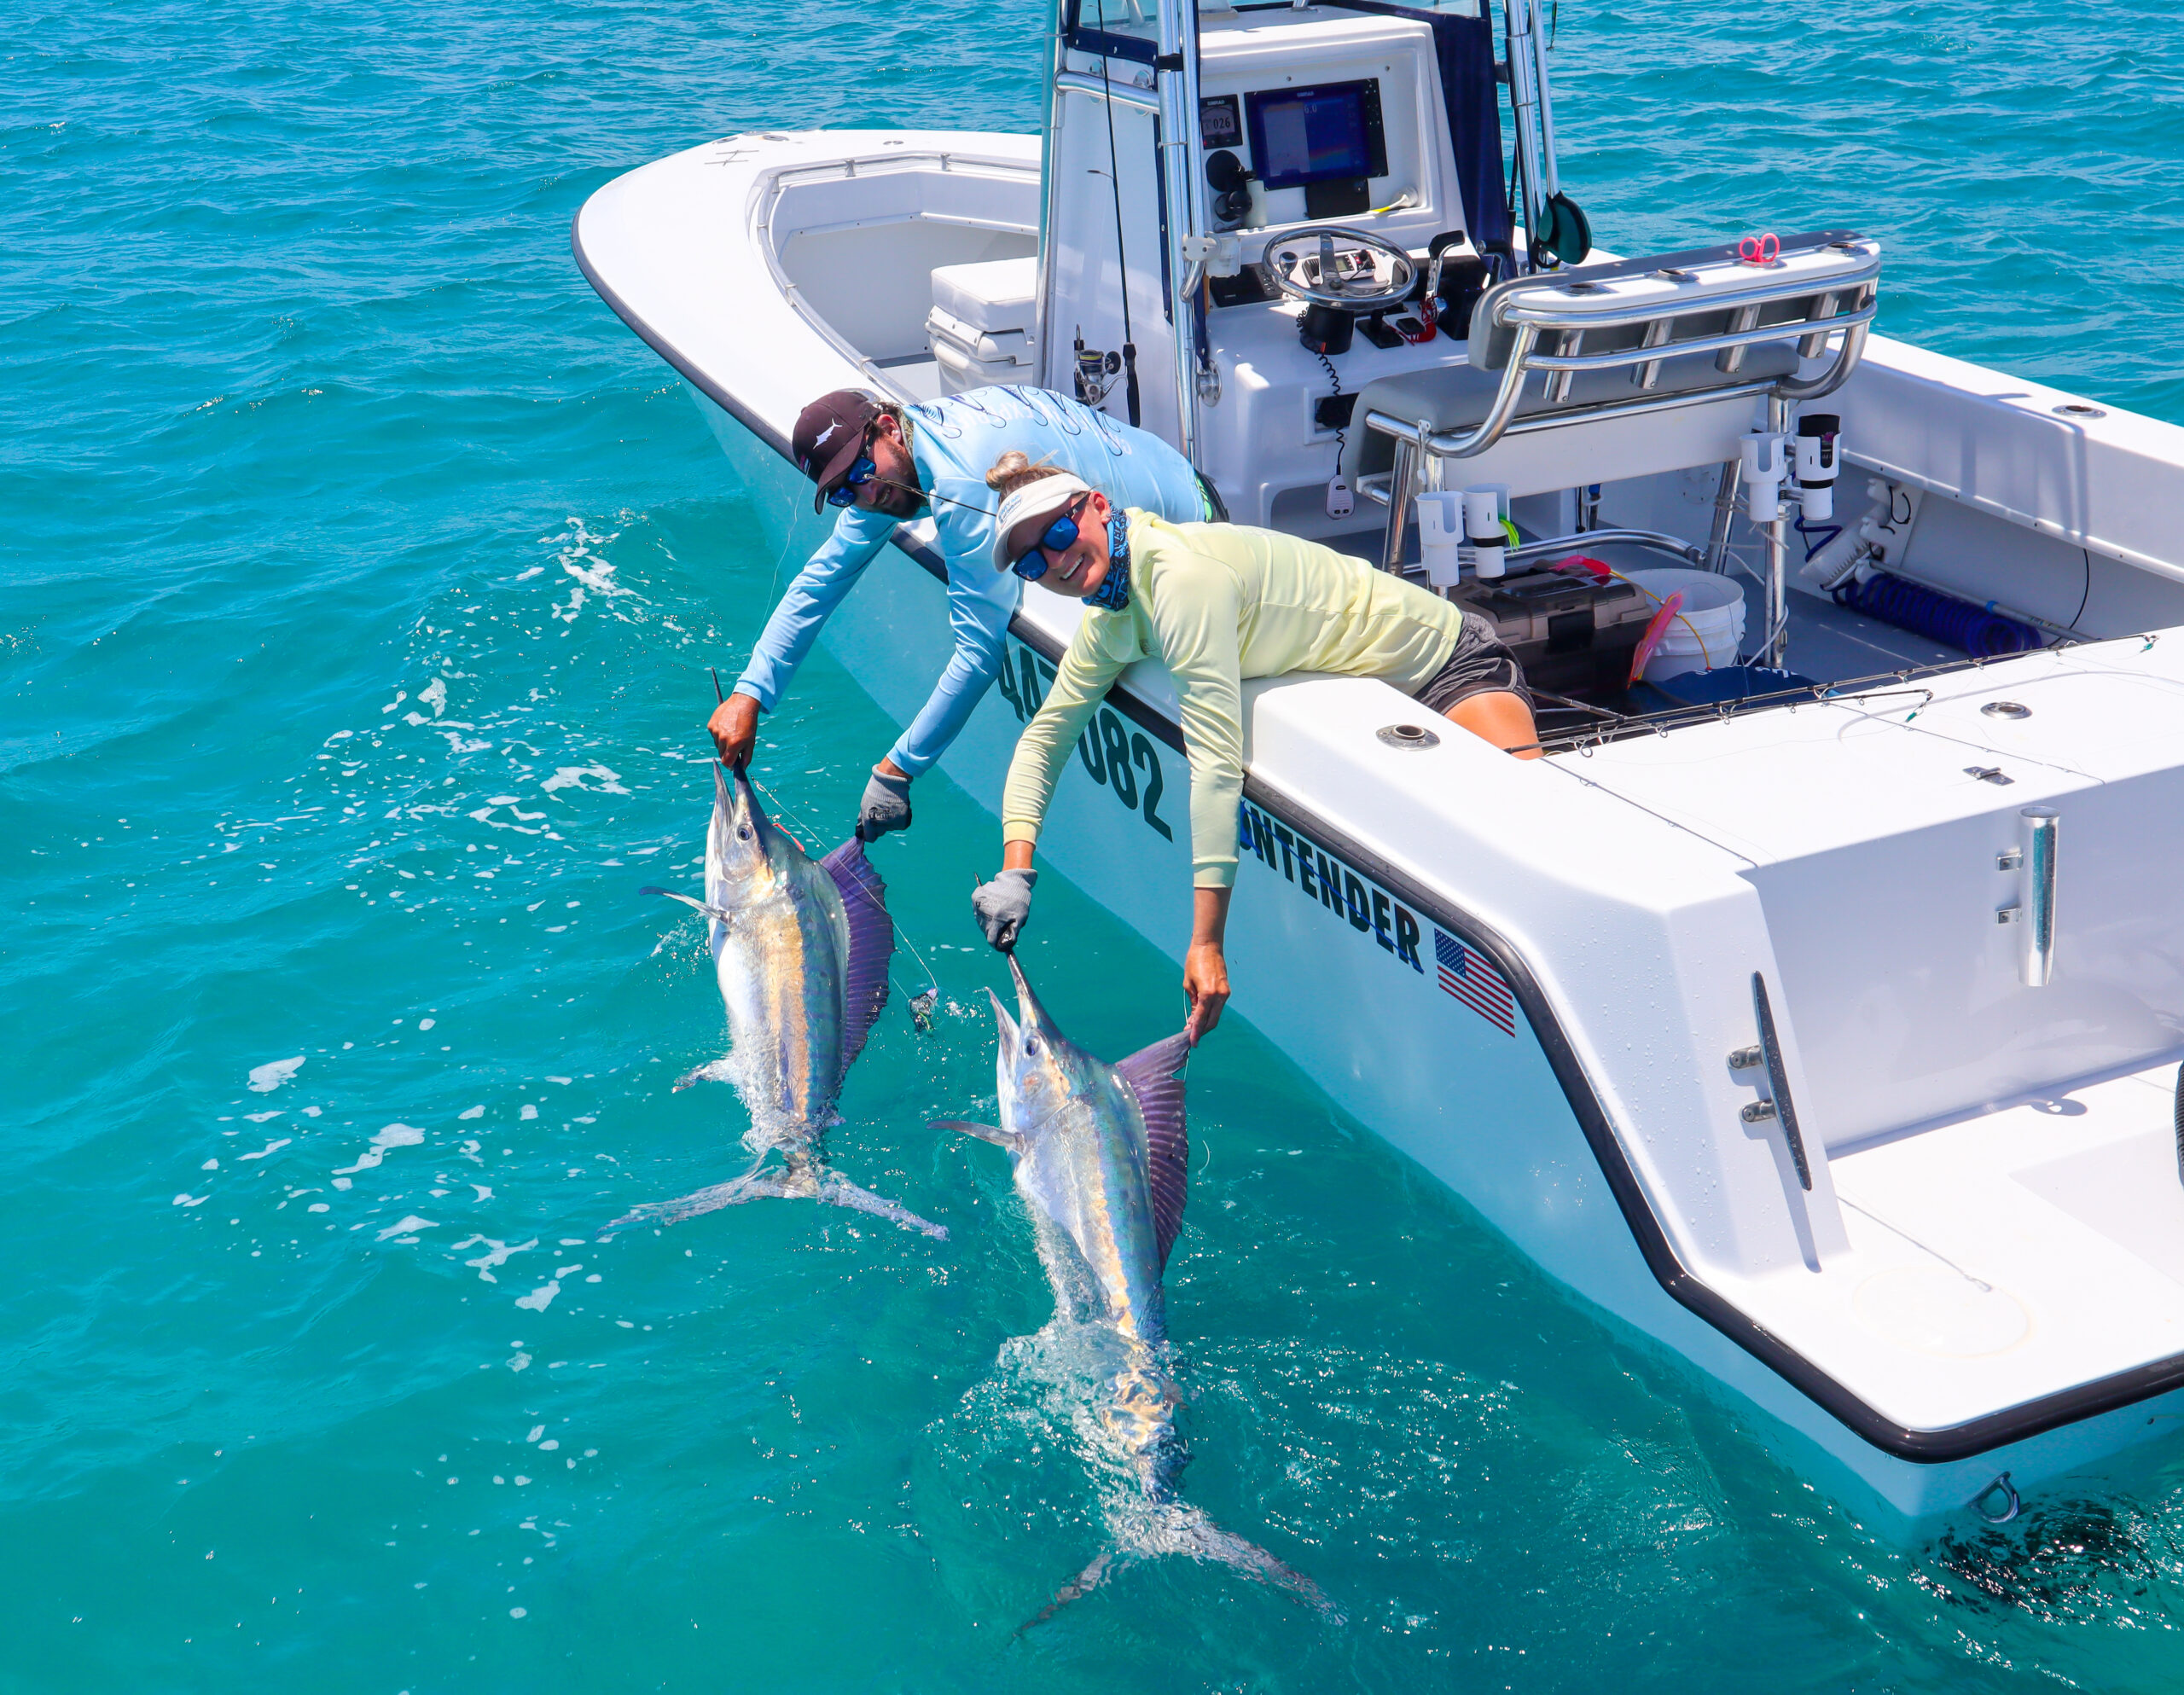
[{"xmin": 990, "ymin": 473, "xmax": 1094, "ymax": 570}]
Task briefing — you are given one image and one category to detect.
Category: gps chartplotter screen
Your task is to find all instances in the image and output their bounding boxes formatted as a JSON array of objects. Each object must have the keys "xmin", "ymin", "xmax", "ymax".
[{"xmin": 1244, "ymin": 81, "xmax": 1385, "ymax": 190}]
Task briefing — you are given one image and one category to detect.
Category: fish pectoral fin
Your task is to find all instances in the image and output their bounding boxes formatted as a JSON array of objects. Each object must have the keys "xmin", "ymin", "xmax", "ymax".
[
  {"xmin": 814, "ymin": 1171, "xmax": 949, "ymax": 1240},
  {"xmin": 641, "ymin": 885, "xmax": 734, "ymax": 926},
  {"xmin": 931, "ymin": 1118, "xmax": 1020, "ymax": 1152},
  {"xmin": 671, "ymin": 1058, "xmax": 738, "ymax": 1092},
  {"xmin": 1018, "ymin": 1549, "xmax": 1118, "ymax": 1635}
]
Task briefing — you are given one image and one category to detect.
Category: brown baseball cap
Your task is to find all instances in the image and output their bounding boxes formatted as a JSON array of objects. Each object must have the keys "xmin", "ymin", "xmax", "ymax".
[{"xmin": 793, "ymin": 389, "xmax": 884, "ymax": 511}]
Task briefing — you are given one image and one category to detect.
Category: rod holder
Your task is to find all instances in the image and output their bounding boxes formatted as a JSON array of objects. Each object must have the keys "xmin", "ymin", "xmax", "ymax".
[{"xmin": 2019, "ymin": 807, "xmax": 2059, "ymax": 988}]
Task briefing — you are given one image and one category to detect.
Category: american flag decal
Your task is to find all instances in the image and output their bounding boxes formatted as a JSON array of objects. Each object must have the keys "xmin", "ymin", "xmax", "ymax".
[{"xmin": 1434, "ymin": 928, "xmax": 1518, "ymax": 1036}]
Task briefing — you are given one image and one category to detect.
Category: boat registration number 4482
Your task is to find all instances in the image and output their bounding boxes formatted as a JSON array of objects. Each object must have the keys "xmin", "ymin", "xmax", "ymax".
[{"xmin": 994, "ymin": 638, "xmax": 1173, "ymax": 840}]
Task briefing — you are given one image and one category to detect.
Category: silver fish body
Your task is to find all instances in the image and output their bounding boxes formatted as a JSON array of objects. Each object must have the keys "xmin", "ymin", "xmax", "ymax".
[
  {"xmin": 990, "ymin": 956, "xmax": 1180, "ymax": 1481},
  {"xmin": 945, "ymin": 956, "xmax": 1334, "ymax": 1621},
  {"xmin": 616, "ymin": 764, "xmax": 942, "ymax": 1239},
  {"xmin": 705, "ymin": 769, "xmax": 851, "ymax": 1146}
]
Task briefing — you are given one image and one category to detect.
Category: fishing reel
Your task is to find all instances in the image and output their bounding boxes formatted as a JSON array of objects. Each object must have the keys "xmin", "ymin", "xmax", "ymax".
[{"xmin": 1072, "ymin": 327, "xmax": 1122, "ymax": 408}]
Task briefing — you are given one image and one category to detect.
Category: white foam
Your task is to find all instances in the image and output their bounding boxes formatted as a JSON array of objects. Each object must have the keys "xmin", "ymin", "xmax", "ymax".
[
  {"xmin": 247, "ymin": 1056, "xmax": 305, "ymax": 1094},
  {"xmin": 173, "ymin": 1193, "xmax": 208, "ymax": 1207},
  {"xmin": 541, "ymin": 765, "xmax": 630, "ymax": 797},
  {"xmin": 458, "ymin": 1106, "xmax": 485, "ymax": 1120},
  {"xmin": 334, "ymin": 1123, "xmax": 427, "ymax": 1175},
  {"xmin": 471, "ymin": 1185, "xmax": 493, "ymax": 1201},
  {"xmin": 514, "ymin": 1280, "xmax": 561, "ymax": 1312},
  {"xmin": 452, "ymin": 1236, "xmax": 537, "ymax": 1281},
  {"xmin": 240, "ymin": 1139, "xmax": 292, "ymax": 1161},
  {"xmin": 519, "ymin": 1106, "xmax": 537, "ymax": 1122},
  {"xmin": 419, "ymin": 679, "xmax": 447, "ymax": 717},
  {"xmin": 375, "ymin": 1216, "xmax": 438, "ymax": 1242},
  {"xmin": 244, "ymin": 1110, "xmax": 284, "ymax": 1123}
]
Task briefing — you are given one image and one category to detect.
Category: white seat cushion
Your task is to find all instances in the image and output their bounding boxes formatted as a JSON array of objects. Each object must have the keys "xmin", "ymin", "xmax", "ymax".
[
  {"xmin": 929, "ymin": 257, "xmax": 1037, "ymax": 335},
  {"xmin": 1352, "ymin": 342, "xmax": 1800, "ymax": 483}
]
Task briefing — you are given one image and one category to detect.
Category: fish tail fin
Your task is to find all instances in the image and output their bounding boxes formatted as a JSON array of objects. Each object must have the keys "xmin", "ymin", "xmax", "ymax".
[
  {"xmin": 602, "ymin": 1156, "xmax": 807, "ymax": 1232},
  {"xmin": 1017, "ymin": 1549, "xmax": 1118, "ymax": 1634},
  {"xmin": 1015, "ymin": 1508, "xmax": 1339, "ymax": 1631},
  {"xmin": 606, "ymin": 1155, "xmax": 945, "ymax": 1241},
  {"xmin": 1150, "ymin": 1503, "xmax": 1343, "ymax": 1621},
  {"xmin": 814, "ymin": 1169, "xmax": 949, "ymax": 1240}
]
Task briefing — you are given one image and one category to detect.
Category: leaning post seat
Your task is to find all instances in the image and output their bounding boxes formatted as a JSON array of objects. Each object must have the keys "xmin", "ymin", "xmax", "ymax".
[{"xmin": 1356, "ymin": 231, "xmax": 1881, "ymax": 571}]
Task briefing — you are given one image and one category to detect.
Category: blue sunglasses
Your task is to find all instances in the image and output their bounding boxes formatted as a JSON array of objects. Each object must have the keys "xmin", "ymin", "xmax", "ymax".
[
  {"xmin": 823, "ymin": 456, "xmax": 879, "ymax": 508},
  {"xmin": 1012, "ymin": 496, "xmax": 1090, "ymax": 580}
]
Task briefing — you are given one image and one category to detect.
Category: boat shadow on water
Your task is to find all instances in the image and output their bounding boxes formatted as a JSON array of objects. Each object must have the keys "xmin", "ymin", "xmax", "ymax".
[{"xmin": 1916, "ymin": 1485, "xmax": 2184, "ymax": 1626}]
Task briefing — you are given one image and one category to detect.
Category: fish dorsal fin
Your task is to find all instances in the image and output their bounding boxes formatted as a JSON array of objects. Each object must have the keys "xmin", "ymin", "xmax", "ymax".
[
  {"xmin": 1113, "ymin": 1030, "xmax": 1191, "ymax": 1270},
  {"xmin": 820, "ymin": 838, "xmax": 894, "ymax": 1079}
]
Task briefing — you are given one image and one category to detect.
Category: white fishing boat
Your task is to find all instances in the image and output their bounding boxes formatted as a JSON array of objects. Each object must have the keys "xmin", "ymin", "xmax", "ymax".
[{"xmin": 573, "ymin": 0, "xmax": 2184, "ymax": 1528}]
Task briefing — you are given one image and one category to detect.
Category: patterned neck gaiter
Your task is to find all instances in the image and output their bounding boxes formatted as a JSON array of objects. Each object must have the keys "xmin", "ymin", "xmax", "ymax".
[{"xmin": 1082, "ymin": 515, "xmax": 1131, "ymax": 612}]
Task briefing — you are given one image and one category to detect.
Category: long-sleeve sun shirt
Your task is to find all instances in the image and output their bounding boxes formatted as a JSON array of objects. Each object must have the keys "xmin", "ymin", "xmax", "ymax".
[
  {"xmin": 732, "ymin": 386, "xmax": 1206, "ymax": 778},
  {"xmin": 1002, "ymin": 512, "xmax": 1468, "ymax": 888}
]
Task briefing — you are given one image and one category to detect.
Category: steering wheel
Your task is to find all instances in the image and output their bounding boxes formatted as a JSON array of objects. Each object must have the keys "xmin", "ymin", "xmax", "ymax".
[{"xmin": 1261, "ymin": 224, "xmax": 1417, "ymax": 316}]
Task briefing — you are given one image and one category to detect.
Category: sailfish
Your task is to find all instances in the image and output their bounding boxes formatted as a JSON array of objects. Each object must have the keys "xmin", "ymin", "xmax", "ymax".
[
  {"xmin": 615, "ymin": 762, "xmax": 944, "ymax": 1239},
  {"xmin": 938, "ymin": 956, "xmax": 1337, "ymax": 1623}
]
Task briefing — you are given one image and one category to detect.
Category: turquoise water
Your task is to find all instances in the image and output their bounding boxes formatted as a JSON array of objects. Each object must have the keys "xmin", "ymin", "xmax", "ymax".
[{"xmin": 7, "ymin": 0, "xmax": 2183, "ymax": 1686}]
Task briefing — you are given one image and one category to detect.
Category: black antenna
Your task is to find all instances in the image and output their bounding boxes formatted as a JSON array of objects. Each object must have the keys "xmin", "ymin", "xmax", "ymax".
[{"xmin": 1100, "ymin": 52, "xmax": 1141, "ymax": 427}]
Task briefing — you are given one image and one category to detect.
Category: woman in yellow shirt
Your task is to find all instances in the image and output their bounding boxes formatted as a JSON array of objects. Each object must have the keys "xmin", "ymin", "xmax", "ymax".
[{"xmin": 970, "ymin": 453, "xmax": 1538, "ymax": 1038}]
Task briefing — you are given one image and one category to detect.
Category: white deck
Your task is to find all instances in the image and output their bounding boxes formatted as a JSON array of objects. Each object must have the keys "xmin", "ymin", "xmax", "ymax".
[{"xmin": 1803, "ymin": 1065, "xmax": 2184, "ymax": 1430}]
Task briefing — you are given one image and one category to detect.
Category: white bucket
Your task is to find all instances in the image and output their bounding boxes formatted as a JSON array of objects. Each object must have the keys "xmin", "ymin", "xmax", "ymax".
[{"xmin": 1624, "ymin": 569, "xmax": 1746, "ymax": 682}]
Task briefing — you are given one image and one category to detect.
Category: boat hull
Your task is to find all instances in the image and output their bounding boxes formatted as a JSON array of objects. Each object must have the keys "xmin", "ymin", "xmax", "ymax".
[{"xmin": 692, "ymin": 387, "xmax": 2184, "ymax": 1529}]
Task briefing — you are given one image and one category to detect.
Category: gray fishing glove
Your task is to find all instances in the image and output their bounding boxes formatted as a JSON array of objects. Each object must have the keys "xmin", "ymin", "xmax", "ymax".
[
  {"xmin": 855, "ymin": 768, "xmax": 913, "ymax": 842},
  {"xmin": 972, "ymin": 868, "xmax": 1037, "ymax": 952}
]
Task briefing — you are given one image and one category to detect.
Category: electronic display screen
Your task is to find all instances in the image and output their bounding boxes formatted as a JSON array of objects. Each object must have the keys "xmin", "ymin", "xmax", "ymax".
[
  {"xmin": 1244, "ymin": 80, "xmax": 1385, "ymax": 191},
  {"xmin": 1199, "ymin": 95, "xmax": 1242, "ymax": 149}
]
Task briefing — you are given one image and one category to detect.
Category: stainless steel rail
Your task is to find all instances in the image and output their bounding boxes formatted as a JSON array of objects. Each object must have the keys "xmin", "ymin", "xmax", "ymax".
[
  {"xmin": 1385, "ymin": 311, "xmax": 1873, "ymax": 468},
  {"xmin": 2020, "ymin": 807, "xmax": 2059, "ymax": 988},
  {"xmin": 1750, "ymin": 972, "xmax": 1814, "ymax": 1192},
  {"xmin": 1154, "ymin": 0, "xmax": 1204, "ymax": 465},
  {"xmin": 1507, "ymin": 528, "xmax": 1705, "ymax": 567},
  {"xmin": 1054, "ymin": 67, "xmax": 1159, "ymax": 113}
]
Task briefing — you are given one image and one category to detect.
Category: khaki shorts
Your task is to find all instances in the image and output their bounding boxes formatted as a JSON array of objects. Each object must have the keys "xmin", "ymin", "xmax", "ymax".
[{"xmin": 1413, "ymin": 612, "xmax": 1532, "ymax": 714}]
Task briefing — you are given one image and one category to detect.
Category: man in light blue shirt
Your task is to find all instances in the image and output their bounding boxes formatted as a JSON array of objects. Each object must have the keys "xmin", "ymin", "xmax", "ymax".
[{"xmin": 707, "ymin": 385, "xmax": 1211, "ymax": 840}]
